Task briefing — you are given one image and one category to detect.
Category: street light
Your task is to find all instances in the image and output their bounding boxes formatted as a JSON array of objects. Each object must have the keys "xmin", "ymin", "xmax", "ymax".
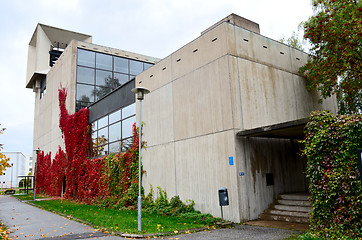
[
  {"xmin": 131, "ymin": 87, "xmax": 150, "ymax": 232},
  {"xmin": 10, "ymin": 163, "xmax": 14, "ymax": 189},
  {"xmin": 33, "ymin": 149, "xmax": 40, "ymax": 201}
]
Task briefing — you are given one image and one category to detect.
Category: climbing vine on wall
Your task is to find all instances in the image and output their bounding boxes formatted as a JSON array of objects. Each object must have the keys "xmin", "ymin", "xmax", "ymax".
[
  {"xmin": 302, "ymin": 111, "xmax": 362, "ymax": 239},
  {"xmin": 35, "ymin": 87, "xmax": 143, "ymax": 208},
  {"xmin": 58, "ymin": 88, "xmax": 90, "ymax": 199}
]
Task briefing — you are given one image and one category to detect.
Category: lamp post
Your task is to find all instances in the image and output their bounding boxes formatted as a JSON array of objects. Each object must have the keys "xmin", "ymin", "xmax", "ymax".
[
  {"xmin": 131, "ymin": 87, "xmax": 150, "ymax": 232},
  {"xmin": 10, "ymin": 163, "xmax": 14, "ymax": 189},
  {"xmin": 33, "ymin": 149, "xmax": 40, "ymax": 201}
]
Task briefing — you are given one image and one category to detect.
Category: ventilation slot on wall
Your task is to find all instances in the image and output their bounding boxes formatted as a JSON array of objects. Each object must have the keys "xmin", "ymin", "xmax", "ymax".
[
  {"xmin": 162, "ymin": 67, "xmax": 166, "ymax": 71},
  {"xmin": 139, "ymin": 81, "xmax": 142, "ymax": 84},
  {"xmin": 263, "ymin": 46, "xmax": 268, "ymax": 49},
  {"xmin": 243, "ymin": 38, "xmax": 249, "ymax": 42},
  {"xmin": 193, "ymin": 49, "xmax": 198, "ymax": 53},
  {"xmin": 296, "ymin": 57, "xmax": 300, "ymax": 60},
  {"xmin": 177, "ymin": 58, "xmax": 181, "ymax": 62},
  {"xmin": 212, "ymin": 37, "xmax": 218, "ymax": 42},
  {"xmin": 280, "ymin": 51, "xmax": 285, "ymax": 55},
  {"xmin": 150, "ymin": 74, "xmax": 153, "ymax": 78}
]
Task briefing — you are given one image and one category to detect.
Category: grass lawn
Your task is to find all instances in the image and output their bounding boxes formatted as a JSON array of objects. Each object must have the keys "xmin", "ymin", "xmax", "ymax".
[
  {"xmin": 12, "ymin": 193, "xmax": 48, "ymax": 201},
  {"xmin": 31, "ymin": 199, "xmax": 213, "ymax": 234}
]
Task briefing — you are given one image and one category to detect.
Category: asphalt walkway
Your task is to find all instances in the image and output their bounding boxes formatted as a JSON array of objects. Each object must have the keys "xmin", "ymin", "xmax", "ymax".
[{"xmin": 0, "ymin": 195, "xmax": 303, "ymax": 239}]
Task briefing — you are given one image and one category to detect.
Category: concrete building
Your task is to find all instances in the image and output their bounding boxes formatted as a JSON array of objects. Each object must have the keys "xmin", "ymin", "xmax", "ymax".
[
  {"xmin": 0, "ymin": 152, "xmax": 26, "ymax": 189},
  {"xmin": 27, "ymin": 15, "xmax": 337, "ymax": 223},
  {"xmin": 135, "ymin": 14, "xmax": 337, "ymax": 222},
  {"xmin": 26, "ymin": 24, "xmax": 158, "ymax": 162}
]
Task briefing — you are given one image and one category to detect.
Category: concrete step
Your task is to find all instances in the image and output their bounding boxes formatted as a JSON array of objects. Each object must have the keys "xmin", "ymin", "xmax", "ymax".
[
  {"xmin": 279, "ymin": 193, "xmax": 310, "ymax": 201},
  {"xmin": 277, "ymin": 199, "xmax": 311, "ymax": 207},
  {"xmin": 273, "ymin": 204, "xmax": 311, "ymax": 213},
  {"xmin": 264, "ymin": 209, "xmax": 310, "ymax": 218},
  {"xmin": 260, "ymin": 213, "xmax": 310, "ymax": 223}
]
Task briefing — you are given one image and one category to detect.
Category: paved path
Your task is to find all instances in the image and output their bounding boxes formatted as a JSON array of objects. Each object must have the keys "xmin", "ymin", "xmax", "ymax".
[{"xmin": 0, "ymin": 195, "xmax": 301, "ymax": 239}]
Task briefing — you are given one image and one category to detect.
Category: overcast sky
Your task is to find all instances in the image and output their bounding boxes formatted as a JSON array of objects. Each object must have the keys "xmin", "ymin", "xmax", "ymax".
[{"xmin": 0, "ymin": 0, "xmax": 314, "ymax": 155}]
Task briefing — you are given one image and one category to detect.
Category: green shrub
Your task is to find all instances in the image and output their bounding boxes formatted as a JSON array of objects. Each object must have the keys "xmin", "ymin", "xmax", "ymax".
[{"xmin": 302, "ymin": 111, "xmax": 362, "ymax": 239}]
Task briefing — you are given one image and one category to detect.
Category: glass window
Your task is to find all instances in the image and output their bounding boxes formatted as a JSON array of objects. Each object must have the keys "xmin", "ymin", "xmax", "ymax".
[
  {"xmin": 114, "ymin": 57, "xmax": 128, "ymax": 74},
  {"xmin": 98, "ymin": 115, "xmax": 108, "ymax": 129},
  {"xmin": 92, "ymin": 131, "xmax": 98, "ymax": 147},
  {"xmin": 109, "ymin": 122, "xmax": 121, "ymax": 142},
  {"xmin": 76, "ymin": 84, "xmax": 95, "ymax": 102},
  {"xmin": 109, "ymin": 110, "xmax": 121, "ymax": 124},
  {"xmin": 98, "ymin": 126, "xmax": 108, "ymax": 141},
  {"xmin": 77, "ymin": 66, "xmax": 95, "ymax": 85},
  {"xmin": 94, "ymin": 86, "xmax": 111, "ymax": 100},
  {"xmin": 114, "ymin": 73, "xmax": 129, "ymax": 86},
  {"xmin": 76, "ymin": 101, "xmax": 90, "ymax": 111},
  {"xmin": 122, "ymin": 137, "xmax": 133, "ymax": 151},
  {"xmin": 78, "ymin": 49, "xmax": 95, "ymax": 67},
  {"xmin": 109, "ymin": 141, "xmax": 122, "ymax": 154},
  {"xmin": 122, "ymin": 116, "xmax": 136, "ymax": 139},
  {"xmin": 144, "ymin": 62, "xmax": 153, "ymax": 71},
  {"xmin": 122, "ymin": 103, "xmax": 136, "ymax": 119},
  {"xmin": 98, "ymin": 144, "xmax": 109, "ymax": 156},
  {"xmin": 96, "ymin": 70, "xmax": 112, "ymax": 87},
  {"xmin": 96, "ymin": 53, "xmax": 112, "ymax": 71},
  {"xmin": 92, "ymin": 121, "xmax": 98, "ymax": 131},
  {"xmin": 130, "ymin": 60, "xmax": 143, "ymax": 75}
]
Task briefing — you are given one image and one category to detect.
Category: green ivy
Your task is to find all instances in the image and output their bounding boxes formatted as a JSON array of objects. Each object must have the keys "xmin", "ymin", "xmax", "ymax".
[{"xmin": 302, "ymin": 111, "xmax": 362, "ymax": 239}]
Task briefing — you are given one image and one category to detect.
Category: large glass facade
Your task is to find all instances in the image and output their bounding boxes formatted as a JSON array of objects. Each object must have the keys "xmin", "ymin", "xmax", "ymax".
[
  {"xmin": 76, "ymin": 48, "xmax": 153, "ymax": 111},
  {"xmin": 91, "ymin": 103, "xmax": 136, "ymax": 156}
]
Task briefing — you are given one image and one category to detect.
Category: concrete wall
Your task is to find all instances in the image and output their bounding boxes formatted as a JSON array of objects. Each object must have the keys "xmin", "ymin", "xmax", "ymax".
[
  {"xmin": 236, "ymin": 137, "xmax": 306, "ymax": 221},
  {"xmin": 136, "ymin": 15, "xmax": 337, "ymax": 223},
  {"xmin": 32, "ymin": 40, "xmax": 77, "ymax": 160}
]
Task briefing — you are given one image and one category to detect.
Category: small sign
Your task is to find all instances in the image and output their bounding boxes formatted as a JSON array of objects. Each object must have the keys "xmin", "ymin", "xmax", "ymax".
[
  {"xmin": 239, "ymin": 172, "xmax": 245, "ymax": 176},
  {"xmin": 229, "ymin": 156, "xmax": 234, "ymax": 166}
]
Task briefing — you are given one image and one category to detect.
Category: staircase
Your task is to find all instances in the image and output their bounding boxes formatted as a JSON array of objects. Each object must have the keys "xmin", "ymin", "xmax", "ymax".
[{"xmin": 259, "ymin": 193, "xmax": 311, "ymax": 223}]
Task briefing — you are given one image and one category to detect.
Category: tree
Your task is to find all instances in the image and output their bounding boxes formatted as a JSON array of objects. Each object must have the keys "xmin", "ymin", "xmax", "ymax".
[
  {"xmin": 300, "ymin": 0, "xmax": 362, "ymax": 114},
  {"xmin": 0, "ymin": 126, "xmax": 11, "ymax": 175},
  {"xmin": 280, "ymin": 31, "xmax": 305, "ymax": 51}
]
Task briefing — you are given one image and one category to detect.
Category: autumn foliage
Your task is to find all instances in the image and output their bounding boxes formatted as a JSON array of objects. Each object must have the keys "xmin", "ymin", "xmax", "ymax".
[
  {"xmin": 35, "ymin": 88, "xmax": 141, "ymax": 207},
  {"xmin": 0, "ymin": 126, "xmax": 11, "ymax": 175},
  {"xmin": 301, "ymin": 0, "xmax": 361, "ymax": 114}
]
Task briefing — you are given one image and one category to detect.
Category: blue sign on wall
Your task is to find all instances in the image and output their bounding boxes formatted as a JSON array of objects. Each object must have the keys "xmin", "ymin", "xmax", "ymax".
[
  {"xmin": 239, "ymin": 172, "xmax": 245, "ymax": 176},
  {"xmin": 229, "ymin": 156, "xmax": 234, "ymax": 166}
]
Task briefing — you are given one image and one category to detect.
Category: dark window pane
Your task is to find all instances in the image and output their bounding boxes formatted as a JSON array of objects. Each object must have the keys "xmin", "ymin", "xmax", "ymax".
[
  {"xmin": 77, "ymin": 66, "xmax": 95, "ymax": 85},
  {"xmin": 130, "ymin": 60, "xmax": 143, "ymax": 75},
  {"xmin": 144, "ymin": 62, "xmax": 153, "ymax": 71},
  {"xmin": 77, "ymin": 49, "xmax": 95, "ymax": 67},
  {"xmin": 114, "ymin": 73, "xmax": 129, "ymax": 86},
  {"xmin": 109, "ymin": 122, "xmax": 121, "ymax": 142},
  {"xmin": 96, "ymin": 70, "xmax": 112, "ymax": 86},
  {"xmin": 122, "ymin": 116, "xmax": 136, "ymax": 139},
  {"xmin": 114, "ymin": 57, "xmax": 128, "ymax": 74},
  {"xmin": 96, "ymin": 53, "xmax": 112, "ymax": 71},
  {"xmin": 94, "ymin": 86, "xmax": 111, "ymax": 100},
  {"xmin": 122, "ymin": 103, "xmax": 136, "ymax": 119},
  {"xmin": 76, "ymin": 101, "xmax": 91, "ymax": 111},
  {"xmin": 98, "ymin": 116, "xmax": 108, "ymax": 129},
  {"xmin": 76, "ymin": 84, "xmax": 95, "ymax": 102},
  {"xmin": 109, "ymin": 109, "xmax": 121, "ymax": 124}
]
